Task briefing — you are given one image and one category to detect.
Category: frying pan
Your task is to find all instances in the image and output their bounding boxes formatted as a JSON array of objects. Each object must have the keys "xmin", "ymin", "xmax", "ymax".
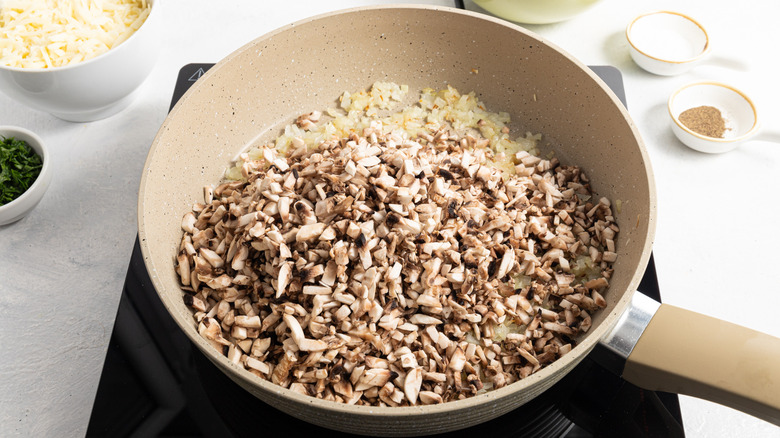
[{"xmin": 138, "ymin": 5, "xmax": 780, "ymax": 436}]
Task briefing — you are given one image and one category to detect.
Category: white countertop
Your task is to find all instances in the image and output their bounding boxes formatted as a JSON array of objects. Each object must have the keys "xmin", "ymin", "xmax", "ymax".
[{"xmin": 1, "ymin": 0, "xmax": 779, "ymax": 436}]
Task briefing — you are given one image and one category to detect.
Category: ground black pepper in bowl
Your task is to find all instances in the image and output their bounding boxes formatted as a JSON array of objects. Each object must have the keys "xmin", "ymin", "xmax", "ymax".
[{"xmin": 678, "ymin": 105, "xmax": 728, "ymax": 138}]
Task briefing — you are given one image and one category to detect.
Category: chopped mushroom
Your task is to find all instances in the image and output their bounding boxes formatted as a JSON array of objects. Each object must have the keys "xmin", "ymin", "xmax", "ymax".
[{"xmin": 176, "ymin": 84, "xmax": 619, "ymax": 407}]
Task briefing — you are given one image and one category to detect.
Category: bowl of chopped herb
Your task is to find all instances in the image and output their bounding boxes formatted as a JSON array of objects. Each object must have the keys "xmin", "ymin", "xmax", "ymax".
[{"xmin": 0, "ymin": 126, "xmax": 51, "ymax": 225}]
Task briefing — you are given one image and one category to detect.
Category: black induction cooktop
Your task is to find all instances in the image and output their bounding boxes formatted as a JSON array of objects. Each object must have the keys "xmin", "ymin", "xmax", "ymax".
[{"xmin": 86, "ymin": 63, "xmax": 684, "ymax": 438}]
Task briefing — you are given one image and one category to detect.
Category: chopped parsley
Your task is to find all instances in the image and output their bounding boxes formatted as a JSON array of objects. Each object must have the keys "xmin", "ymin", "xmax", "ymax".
[{"xmin": 0, "ymin": 136, "xmax": 43, "ymax": 206}]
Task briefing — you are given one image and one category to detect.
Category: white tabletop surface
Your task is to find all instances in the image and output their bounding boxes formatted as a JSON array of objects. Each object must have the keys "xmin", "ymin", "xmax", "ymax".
[{"xmin": 1, "ymin": 0, "xmax": 779, "ymax": 436}]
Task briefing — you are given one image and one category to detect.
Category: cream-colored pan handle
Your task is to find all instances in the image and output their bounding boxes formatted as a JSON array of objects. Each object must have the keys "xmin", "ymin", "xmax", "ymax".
[{"xmin": 607, "ymin": 293, "xmax": 780, "ymax": 425}]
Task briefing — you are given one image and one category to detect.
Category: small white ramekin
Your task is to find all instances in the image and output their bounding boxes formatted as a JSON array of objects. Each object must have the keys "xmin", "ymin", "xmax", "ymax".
[
  {"xmin": 627, "ymin": 11, "xmax": 710, "ymax": 76},
  {"xmin": 0, "ymin": 126, "xmax": 52, "ymax": 225},
  {"xmin": 668, "ymin": 82, "xmax": 759, "ymax": 154}
]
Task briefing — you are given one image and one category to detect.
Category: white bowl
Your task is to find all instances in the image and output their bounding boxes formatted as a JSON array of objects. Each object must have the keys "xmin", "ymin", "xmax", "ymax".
[
  {"xmin": 0, "ymin": 126, "xmax": 52, "ymax": 225},
  {"xmin": 0, "ymin": 0, "xmax": 161, "ymax": 122},
  {"xmin": 626, "ymin": 11, "xmax": 710, "ymax": 76},
  {"xmin": 668, "ymin": 82, "xmax": 759, "ymax": 154}
]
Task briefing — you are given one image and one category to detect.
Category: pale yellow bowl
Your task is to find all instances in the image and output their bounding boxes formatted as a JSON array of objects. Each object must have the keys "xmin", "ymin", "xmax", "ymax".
[{"xmin": 473, "ymin": 0, "xmax": 602, "ymax": 24}]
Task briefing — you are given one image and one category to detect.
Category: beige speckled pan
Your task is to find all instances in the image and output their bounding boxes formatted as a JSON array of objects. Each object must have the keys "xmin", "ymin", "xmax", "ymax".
[{"xmin": 138, "ymin": 5, "xmax": 780, "ymax": 435}]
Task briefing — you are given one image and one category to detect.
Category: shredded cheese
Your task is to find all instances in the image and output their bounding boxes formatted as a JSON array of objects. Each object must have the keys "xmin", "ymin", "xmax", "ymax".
[{"xmin": 0, "ymin": 0, "xmax": 150, "ymax": 68}]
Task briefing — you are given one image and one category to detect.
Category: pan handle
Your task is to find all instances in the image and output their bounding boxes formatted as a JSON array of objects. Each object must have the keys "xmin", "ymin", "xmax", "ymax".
[{"xmin": 609, "ymin": 292, "xmax": 780, "ymax": 426}]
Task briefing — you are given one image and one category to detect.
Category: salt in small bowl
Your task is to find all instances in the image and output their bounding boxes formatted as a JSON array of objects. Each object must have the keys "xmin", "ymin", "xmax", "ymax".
[
  {"xmin": 626, "ymin": 11, "xmax": 710, "ymax": 76},
  {"xmin": 668, "ymin": 82, "xmax": 759, "ymax": 154}
]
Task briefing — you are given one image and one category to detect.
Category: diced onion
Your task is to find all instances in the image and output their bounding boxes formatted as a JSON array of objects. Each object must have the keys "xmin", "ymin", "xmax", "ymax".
[{"xmin": 227, "ymin": 82, "xmax": 542, "ymax": 180}]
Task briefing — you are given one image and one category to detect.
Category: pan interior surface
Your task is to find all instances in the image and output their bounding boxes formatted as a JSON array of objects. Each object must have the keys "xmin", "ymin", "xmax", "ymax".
[{"xmin": 138, "ymin": 5, "xmax": 655, "ymax": 436}]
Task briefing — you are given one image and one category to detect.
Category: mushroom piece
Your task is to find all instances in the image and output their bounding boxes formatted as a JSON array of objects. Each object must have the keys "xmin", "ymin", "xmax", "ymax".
[
  {"xmin": 419, "ymin": 391, "xmax": 443, "ymax": 405},
  {"xmin": 403, "ymin": 367, "xmax": 423, "ymax": 404},
  {"xmin": 296, "ymin": 222, "xmax": 327, "ymax": 242},
  {"xmin": 276, "ymin": 262, "xmax": 293, "ymax": 298}
]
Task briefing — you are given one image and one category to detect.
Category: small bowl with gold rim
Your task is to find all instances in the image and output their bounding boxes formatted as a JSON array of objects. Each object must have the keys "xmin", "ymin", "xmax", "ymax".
[
  {"xmin": 627, "ymin": 11, "xmax": 710, "ymax": 76},
  {"xmin": 668, "ymin": 82, "xmax": 759, "ymax": 154}
]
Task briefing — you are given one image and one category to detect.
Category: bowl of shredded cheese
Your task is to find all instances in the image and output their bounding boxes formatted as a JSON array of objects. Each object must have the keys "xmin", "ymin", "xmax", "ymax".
[{"xmin": 0, "ymin": 0, "xmax": 159, "ymax": 122}]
